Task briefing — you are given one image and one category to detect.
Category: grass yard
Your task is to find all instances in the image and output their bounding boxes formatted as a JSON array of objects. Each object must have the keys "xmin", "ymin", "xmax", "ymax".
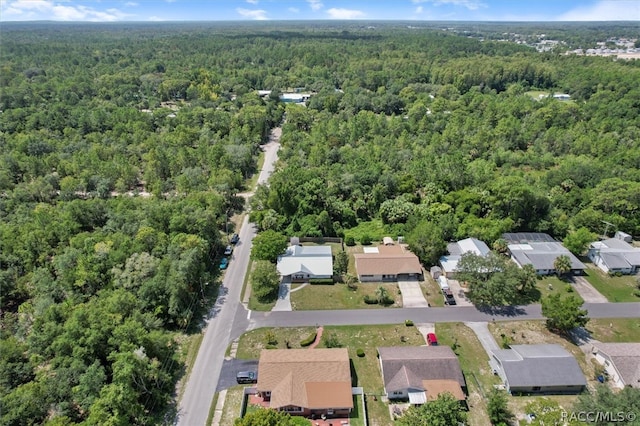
[
  {"xmin": 586, "ymin": 318, "xmax": 640, "ymax": 342},
  {"xmin": 291, "ymin": 282, "xmax": 401, "ymax": 310},
  {"xmin": 344, "ymin": 220, "xmax": 388, "ymax": 244},
  {"xmin": 536, "ymin": 275, "xmax": 584, "ymax": 303},
  {"xmin": 436, "ymin": 323, "xmax": 499, "ymax": 426},
  {"xmin": 583, "ymin": 265, "xmax": 640, "ymax": 302},
  {"xmin": 218, "ymin": 386, "xmax": 246, "ymax": 426},
  {"xmin": 235, "ymin": 324, "xmax": 424, "ymax": 426},
  {"xmin": 423, "ymin": 275, "xmax": 444, "ymax": 307}
]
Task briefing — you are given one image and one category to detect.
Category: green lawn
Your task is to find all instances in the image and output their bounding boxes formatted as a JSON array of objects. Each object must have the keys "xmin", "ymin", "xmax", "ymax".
[
  {"xmin": 235, "ymin": 324, "xmax": 424, "ymax": 426},
  {"xmin": 586, "ymin": 318, "xmax": 640, "ymax": 342},
  {"xmin": 536, "ymin": 275, "xmax": 584, "ymax": 303},
  {"xmin": 437, "ymin": 323, "xmax": 498, "ymax": 426},
  {"xmin": 423, "ymin": 275, "xmax": 444, "ymax": 307},
  {"xmin": 290, "ymin": 282, "xmax": 401, "ymax": 310},
  {"xmin": 583, "ymin": 265, "xmax": 640, "ymax": 302},
  {"xmin": 218, "ymin": 386, "xmax": 246, "ymax": 426}
]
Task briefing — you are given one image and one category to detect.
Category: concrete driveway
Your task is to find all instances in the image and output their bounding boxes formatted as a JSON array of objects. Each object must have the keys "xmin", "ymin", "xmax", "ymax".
[
  {"xmin": 571, "ymin": 276, "xmax": 608, "ymax": 303},
  {"xmin": 416, "ymin": 323, "xmax": 435, "ymax": 344},
  {"xmin": 447, "ymin": 279, "xmax": 474, "ymax": 307},
  {"xmin": 272, "ymin": 278, "xmax": 292, "ymax": 311},
  {"xmin": 465, "ymin": 322, "xmax": 500, "ymax": 355},
  {"xmin": 398, "ymin": 279, "xmax": 429, "ymax": 308}
]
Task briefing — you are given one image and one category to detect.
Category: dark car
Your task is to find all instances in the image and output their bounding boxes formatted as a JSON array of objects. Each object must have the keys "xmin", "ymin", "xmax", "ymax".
[
  {"xmin": 230, "ymin": 233, "xmax": 239, "ymax": 244},
  {"xmin": 443, "ymin": 288, "xmax": 456, "ymax": 305},
  {"xmin": 236, "ymin": 371, "xmax": 257, "ymax": 384},
  {"xmin": 224, "ymin": 245, "xmax": 233, "ymax": 255}
]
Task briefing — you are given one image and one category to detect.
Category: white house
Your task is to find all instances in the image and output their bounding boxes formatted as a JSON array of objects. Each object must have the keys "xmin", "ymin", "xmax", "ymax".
[
  {"xmin": 439, "ymin": 237, "xmax": 490, "ymax": 278},
  {"xmin": 503, "ymin": 233, "xmax": 586, "ymax": 276},
  {"xmin": 588, "ymin": 238, "xmax": 640, "ymax": 275},
  {"xmin": 276, "ymin": 245, "xmax": 333, "ymax": 282},
  {"xmin": 591, "ymin": 342, "xmax": 640, "ymax": 389}
]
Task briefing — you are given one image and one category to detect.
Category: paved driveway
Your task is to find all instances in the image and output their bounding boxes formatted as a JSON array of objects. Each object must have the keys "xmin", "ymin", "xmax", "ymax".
[
  {"xmin": 398, "ymin": 279, "xmax": 429, "ymax": 308},
  {"xmin": 571, "ymin": 276, "xmax": 608, "ymax": 303},
  {"xmin": 447, "ymin": 279, "xmax": 474, "ymax": 307},
  {"xmin": 216, "ymin": 359, "xmax": 259, "ymax": 392},
  {"xmin": 465, "ymin": 322, "xmax": 500, "ymax": 355}
]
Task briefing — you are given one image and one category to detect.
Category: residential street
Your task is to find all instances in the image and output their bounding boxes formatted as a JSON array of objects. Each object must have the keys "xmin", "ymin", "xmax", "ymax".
[
  {"xmin": 176, "ymin": 127, "xmax": 640, "ymax": 426},
  {"xmin": 176, "ymin": 130, "xmax": 280, "ymax": 426}
]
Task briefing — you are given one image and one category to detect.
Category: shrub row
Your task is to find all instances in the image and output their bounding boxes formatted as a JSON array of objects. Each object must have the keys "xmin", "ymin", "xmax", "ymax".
[
  {"xmin": 300, "ymin": 332, "xmax": 317, "ymax": 347},
  {"xmin": 309, "ymin": 278, "xmax": 335, "ymax": 285}
]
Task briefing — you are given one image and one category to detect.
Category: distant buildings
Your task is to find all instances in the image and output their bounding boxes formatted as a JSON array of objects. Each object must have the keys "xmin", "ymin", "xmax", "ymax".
[
  {"xmin": 439, "ymin": 238, "xmax": 491, "ymax": 278},
  {"xmin": 503, "ymin": 233, "xmax": 585, "ymax": 276}
]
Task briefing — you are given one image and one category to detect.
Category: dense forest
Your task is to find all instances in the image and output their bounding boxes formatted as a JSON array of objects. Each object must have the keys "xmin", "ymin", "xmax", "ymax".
[{"xmin": 1, "ymin": 21, "xmax": 640, "ymax": 424}]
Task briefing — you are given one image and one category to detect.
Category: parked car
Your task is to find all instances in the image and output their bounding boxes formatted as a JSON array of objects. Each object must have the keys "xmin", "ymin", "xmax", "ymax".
[
  {"xmin": 426, "ymin": 332, "xmax": 438, "ymax": 346},
  {"xmin": 230, "ymin": 233, "xmax": 239, "ymax": 244},
  {"xmin": 236, "ymin": 371, "xmax": 257, "ymax": 384},
  {"xmin": 443, "ymin": 288, "xmax": 456, "ymax": 305},
  {"xmin": 224, "ymin": 245, "xmax": 233, "ymax": 255},
  {"xmin": 219, "ymin": 257, "xmax": 229, "ymax": 270}
]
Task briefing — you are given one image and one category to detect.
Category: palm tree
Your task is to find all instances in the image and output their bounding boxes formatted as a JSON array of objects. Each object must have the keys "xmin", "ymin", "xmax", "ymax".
[
  {"xmin": 553, "ymin": 255, "xmax": 572, "ymax": 278},
  {"xmin": 376, "ymin": 286, "xmax": 390, "ymax": 304},
  {"xmin": 493, "ymin": 238, "xmax": 509, "ymax": 256},
  {"xmin": 519, "ymin": 264, "xmax": 538, "ymax": 293}
]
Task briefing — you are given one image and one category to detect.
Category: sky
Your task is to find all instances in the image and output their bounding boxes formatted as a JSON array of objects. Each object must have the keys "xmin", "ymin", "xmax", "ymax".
[{"xmin": 1, "ymin": 0, "xmax": 639, "ymax": 22}]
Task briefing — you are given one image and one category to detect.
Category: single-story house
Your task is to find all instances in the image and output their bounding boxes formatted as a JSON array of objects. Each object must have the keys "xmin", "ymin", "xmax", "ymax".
[
  {"xmin": 256, "ymin": 348, "xmax": 353, "ymax": 418},
  {"xmin": 378, "ymin": 346, "xmax": 466, "ymax": 404},
  {"xmin": 587, "ymin": 238, "xmax": 640, "ymax": 275},
  {"xmin": 354, "ymin": 245, "xmax": 422, "ymax": 282},
  {"xmin": 591, "ymin": 342, "xmax": 640, "ymax": 389},
  {"xmin": 276, "ymin": 245, "xmax": 333, "ymax": 282},
  {"xmin": 439, "ymin": 237, "xmax": 491, "ymax": 278},
  {"xmin": 502, "ymin": 233, "xmax": 586, "ymax": 276},
  {"xmin": 489, "ymin": 344, "xmax": 586, "ymax": 394}
]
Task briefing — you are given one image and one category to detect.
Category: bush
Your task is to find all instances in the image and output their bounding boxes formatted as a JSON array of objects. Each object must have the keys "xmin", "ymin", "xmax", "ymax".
[
  {"xmin": 309, "ymin": 278, "xmax": 334, "ymax": 285},
  {"xmin": 345, "ymin": 235, "xmax": 355, "ymax": 246},
  {"xmin": 405, "ymin": 320, "xmax": 414, "ymax": 326},
  {"xmin": 356, "ymin": 348, "xmax": 365, "ymax": 357},
  {"xmin": 300, "ymin": 332, "xmax": 317, "ymax": 347},
  {"xmin": 360, "ymin": 234, "xmax": 372, "ymax": 245},
  {"xmin": 266, "ymin": 344, "xmax": 277, "ymax": 349},
  {"xmin": 634, "ymin": 290, "xmax": 640, "ymax": 298},
  {"xmin": 363, "ymin": 295, "xmax": 378, "ymax": 304},
  {"xmin": 566, "ymin": 284, "xmax": 574, "ymax": 293},
  {"xmin": 323, "ymin": 333, "xmax": 342, "ymax": 348}
]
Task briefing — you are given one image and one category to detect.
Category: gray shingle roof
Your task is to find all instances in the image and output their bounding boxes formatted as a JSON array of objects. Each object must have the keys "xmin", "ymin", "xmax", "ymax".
[
  {"xmin": 503, "ymin": 233, "xmax": 557, "ymax": 243},
  {"xmin": 492, "ymin": 344, "xmax": 586, "ymax": 388}
]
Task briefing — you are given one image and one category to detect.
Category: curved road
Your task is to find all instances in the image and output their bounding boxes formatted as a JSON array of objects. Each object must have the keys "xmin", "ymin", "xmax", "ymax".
[{"xmin": 177, "ymin": 126, "xmax": 640, "ymax": 425}]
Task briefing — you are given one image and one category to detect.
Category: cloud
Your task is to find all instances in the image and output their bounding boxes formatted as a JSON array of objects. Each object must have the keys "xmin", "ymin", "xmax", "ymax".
[
  {"xmin": 124, "ymin": 2, "xmax": 138, "ymax": 6},
  {"xmin": 412, "ymin": 0, "xmax": 486, "ymax": 11},
  {"xmin": 246, "ymin": 0, "xmax": 258, "ymax": 4},
  {"xmin": 288, "ymin": 7, "xmax": 300, "ymax": 13},
  {"xmin": 415, "ymin": 6, "xmax": 423, "ymax": 13},
  {"xmin": 557, "ymin": 0, "xmax": 639, "ymax": 21},
  {"xmin": 236, "ymin": 8, "xmax": 268, "ymax": 20},
  {"xmin": 0, "ymin": 0, "xmax": 129, "ymax": 21},
  {"xmin": 307, "ymin": 0, "xmax": 323, "ymax": 12},
  {"xmin": 327, "ymin": 8, "xmax": 365, "ymax": 19}
]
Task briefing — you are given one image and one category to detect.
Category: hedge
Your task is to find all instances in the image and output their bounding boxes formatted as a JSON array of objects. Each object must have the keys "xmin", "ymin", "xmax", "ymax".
[
  {"xmin": 405, "ymin": 320, "xmax": 414, "ymax": 326},
  {"xmin": 300, "ymin": 332, "xmax": 317, "ymax": 347},
  {"xmin": 309, "ymin": 278, "xmax": 335, "ymax": 285}
]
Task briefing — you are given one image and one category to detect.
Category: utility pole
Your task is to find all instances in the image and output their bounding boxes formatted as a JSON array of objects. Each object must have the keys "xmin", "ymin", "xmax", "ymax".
[{"xmin": 601, "ymin": 220, "xmax": 615, "ymax": 239}]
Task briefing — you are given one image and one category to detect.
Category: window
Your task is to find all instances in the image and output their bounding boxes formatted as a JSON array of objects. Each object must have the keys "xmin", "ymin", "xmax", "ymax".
[
  {"xmin": 282, "ymin": 406, "xmax": 303, "ymax": 413},
  {"xmin": 532, "ymin": 386, "xmax": 541, "ymax": 391}
]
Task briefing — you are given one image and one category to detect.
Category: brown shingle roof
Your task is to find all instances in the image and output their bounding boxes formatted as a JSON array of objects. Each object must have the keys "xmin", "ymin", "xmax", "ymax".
[
  {"xmin": 378, "ymin": 346, "xmax": 466, "ymax": 395},
  {"xmin": 355, "ymin": 245, "xmax": 422, "ymax": 276},
  {"xmin": 423, "ymin": 379, "xmax": 466, "ymax": 401},
  {"xmin": 593, "ymin": 342, "xmax": 640, "ymax": 388},
  {"xmin": 257, "ymin": 349, "xmax": 353, "ymax": 410}
]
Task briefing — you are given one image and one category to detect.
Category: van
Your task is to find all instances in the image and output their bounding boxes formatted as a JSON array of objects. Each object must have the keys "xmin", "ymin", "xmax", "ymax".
[{"xmin": 236, "ymin": 371, "xmax": 257, "ymax": 384}]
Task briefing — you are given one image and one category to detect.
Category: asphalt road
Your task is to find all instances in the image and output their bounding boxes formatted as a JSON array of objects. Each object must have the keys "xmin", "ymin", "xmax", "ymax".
[{"xmin": 176, "ymin": 130, "xmax": 281, "ymax": 426}]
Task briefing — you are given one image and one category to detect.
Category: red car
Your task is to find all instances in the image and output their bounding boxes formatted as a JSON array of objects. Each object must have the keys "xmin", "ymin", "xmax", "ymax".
[{"xmin": 427, "ymin": 332, "xmax": 438, "ymax": 346}]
